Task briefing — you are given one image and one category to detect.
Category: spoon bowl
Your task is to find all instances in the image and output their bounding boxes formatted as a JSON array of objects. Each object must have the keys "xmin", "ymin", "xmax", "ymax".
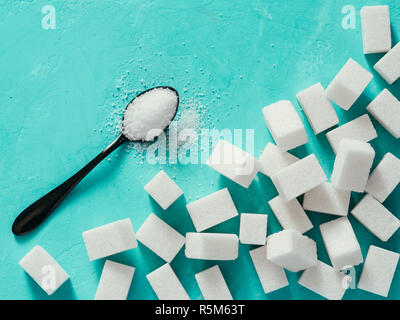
[{"xmin": 12, "ymin": 86, "xmax": 179, "ymax": 235}]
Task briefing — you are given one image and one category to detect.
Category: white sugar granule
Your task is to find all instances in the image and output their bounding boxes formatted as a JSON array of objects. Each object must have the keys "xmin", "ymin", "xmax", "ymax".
[{"xmin": 122, "ymin": 87, "xmax": 178, "ymax": 141}]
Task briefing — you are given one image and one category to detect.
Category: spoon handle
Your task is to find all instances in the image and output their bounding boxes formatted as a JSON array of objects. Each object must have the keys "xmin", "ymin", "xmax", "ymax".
[{"xmin": 12, "ymin": 134, "xmax": 128, "ymax": 236}]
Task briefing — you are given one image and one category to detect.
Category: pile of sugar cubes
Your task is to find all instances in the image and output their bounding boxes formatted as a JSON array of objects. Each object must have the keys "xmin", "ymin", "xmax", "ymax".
[{"xmin": 18, "ymin": 5, "xmax": 400, "ymax": 300}]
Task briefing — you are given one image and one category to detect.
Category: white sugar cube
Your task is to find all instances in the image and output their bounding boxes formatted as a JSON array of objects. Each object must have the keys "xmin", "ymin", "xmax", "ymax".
[
  {"xmin": 298, "ymin": 260, "xmax": 348, "ymax": 300},
  {"xmin": 82, "ymin": 218, "xmax": 137, "ymax": 261},
  {"xmin": 136, "ymin": 213, "xmax": 185, "ymax": 263},
  {"xmin": 361, "ymin": 6, "xmax": 391, "ymax": 54},
  {"xmin": 262, "ymin": 100, "xmax": 308, "ymax": 151},
  {"xmin": 358, "ymin": 245, "xmax": 399, "ymax": 297},
  {"xmin": 296, "ymin": 83, "xmax": 339, "ymax": 134},
  {"xmin": 320, "ymin": 217, "xmax": 363, "ymax": 270},
  {"xmin": 207, "ymin": 139, "xmax": 259, "ymax": 188},
  {"xmin": 144, "ymin": 170, "xmax": 183, "ymax": 209},
  {"xmin": 374, "ymin": 42, "xmax": 400, "ymax": 84},
  {"xmin": 271, "ymin": 154, "xmax": 326, "ymax": 201},
  {"xmin": 146, "ymin": 263, "xmax": 190, "ymax": 300},
  {"xmin": 186, "ymin": 188, "xmax": 238, "ymax": 232},
  {"xmin": 95, "ymin": 260, "xmax": 135, "ymax": 300},
  {"xmin": 268, "ymin": 196, "xmax": 313, "ymax": 234},
  {"xmin": 249, "ymin": 245, "xmax": 289, "ymax": 294},
  {"xmin": 331, "ymin": 139, "xmax": 375, "ymax": 192},
  {"xmin": 185, "ymin": 233, "xmax": 238, "ymax": 260},
  {"xmin": 258, "ymin": 142, "xmax": 299, "ymax": 177},
  {"xmin": 239, "ymin": 213, "xmax": 268, "ymax": 245},
  {"xmin": 326, "ymin": 58, "xmax": 373, "ymax": 110},
  {"xmin": 302, "ymin": 182, "xmax": 350, "ymax": 216},
  {"xmin": 365, "ymin": 153, "xmax": 400, "ymax": 202},
  {"xmin": 195, "ymin": 265, "xmax": 233, "ymax": 300},
  {"xmin": 351, "ymin": 194, "xmax": 400, "ymax": 242},
  {"xmin": 366, "ymin": 89, "xmax": 400, "ymax": 139},
  {"xmin": 266, "ymin": 230, "xmax": 317, "ymax": 272},
  {"xmin": 19, "ymin": 246, "xmax": 69, "ymax": 295},
  {"xmin": 326, "ymin": 114, "xmax": 377, "ymax": 154}
]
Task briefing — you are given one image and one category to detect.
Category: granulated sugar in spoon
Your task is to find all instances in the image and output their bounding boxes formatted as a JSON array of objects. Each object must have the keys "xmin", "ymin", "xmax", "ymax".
[{"xmin": 12, "ymin": 86, "xmax": 179, "ymax": 236}]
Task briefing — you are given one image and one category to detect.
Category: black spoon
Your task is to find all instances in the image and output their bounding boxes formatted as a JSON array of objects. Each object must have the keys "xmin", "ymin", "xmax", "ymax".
[{"xmin": 12, "ymin": 86, "xmax": 179, "ymax": 236}]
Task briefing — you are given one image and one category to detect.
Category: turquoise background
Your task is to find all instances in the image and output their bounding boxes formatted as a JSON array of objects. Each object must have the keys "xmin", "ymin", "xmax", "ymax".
[{"xmin": 1, "ymin": 0, "xmax": 399, "ymax": 300}]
